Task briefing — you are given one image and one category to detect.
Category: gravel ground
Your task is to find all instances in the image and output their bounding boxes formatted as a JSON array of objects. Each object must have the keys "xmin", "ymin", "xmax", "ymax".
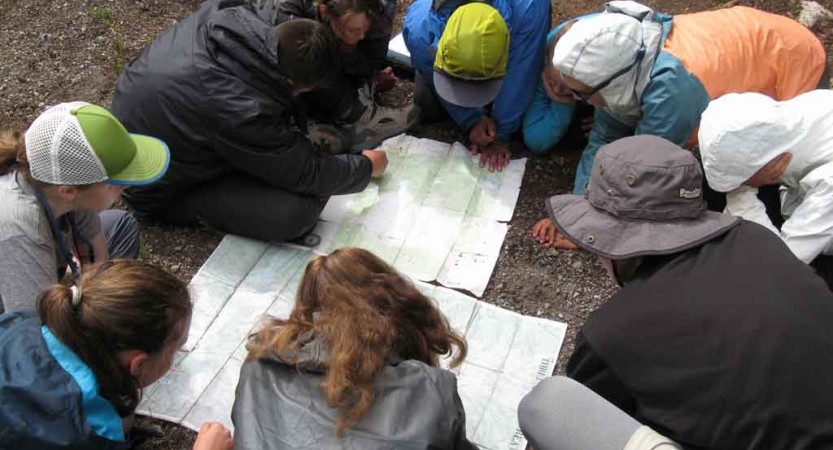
[{"xmin": 2, "ymin": 0, "xmax": 831, "ymax": 448}]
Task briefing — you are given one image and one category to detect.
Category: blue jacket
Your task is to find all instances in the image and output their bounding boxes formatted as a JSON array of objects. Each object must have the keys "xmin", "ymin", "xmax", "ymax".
[
  {"xmin": 521, "ymin": 15, "xmax": 596, "ymax": 154},
  {"xmin": 568, "ymin": 12, "xmax": 711, "ymax": 193},
  {"xmin": 576, "ymin": 47, "xmax": 709, "ymax": 193},
  {"xmin": 403, "ymin": 0, "xmax": 551, "ymax": 141},
  {"xmin": 0, "ymin": 312, "xmax": 127, "ymax": 450}
]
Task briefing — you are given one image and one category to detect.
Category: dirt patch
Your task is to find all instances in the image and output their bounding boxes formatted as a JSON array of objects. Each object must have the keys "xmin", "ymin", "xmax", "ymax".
[{"xmin": 2, "ymin": 0, "xmax": 831, "ymax": 448}]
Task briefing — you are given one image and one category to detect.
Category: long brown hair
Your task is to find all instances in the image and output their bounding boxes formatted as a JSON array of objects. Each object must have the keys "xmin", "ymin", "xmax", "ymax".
[
  {"xmin": 38, "ymin": 260, "xmax": 192, "ymax": 416},
  {"xmin": 248, "ymin": 247, "xmax": 467, "ymax": 436}
]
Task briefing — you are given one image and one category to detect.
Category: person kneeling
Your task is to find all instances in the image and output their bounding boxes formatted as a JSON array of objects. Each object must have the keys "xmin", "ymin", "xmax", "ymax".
[{"xmin": 232, "ymin": 247, "xmax": 477, "ymax": 449}]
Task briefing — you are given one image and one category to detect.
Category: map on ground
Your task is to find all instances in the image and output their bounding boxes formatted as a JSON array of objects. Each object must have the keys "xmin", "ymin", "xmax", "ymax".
[
  {"xmin": 137, "ymin": 237, "xmax": 568, "ymax": 450},
  {"xmin": 310, "ymin": 134, "xmax": 527, "ymax": 297}
]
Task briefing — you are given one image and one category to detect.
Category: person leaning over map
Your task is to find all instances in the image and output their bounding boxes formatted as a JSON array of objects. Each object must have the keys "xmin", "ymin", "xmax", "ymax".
[
  {"xmin": 0, "ymin": 260, "xmax": 233, "ymax": 450},
  {"xmin": 111, "ymin": 0, "xmax": 387, "ymax": 244},
  {"xmin": 402, "ymin": 0, "xmax": 550, "ymax": 173},
  {"xmin": 0, "ymin": 102, "xmax": 169, "ymax": 313},
  {"xmin": 698, "ymin": 90, "xmax": 833, "ymax": 290},
  {"xmin": 525, "ymin": 135, "xmax": 833, "ymax": 449},
  {"xmin": 233, "ymin": 247, "xmax": 477, "ymax": 450},
  {"xmin": 525, "ymin": 1, "xmax": 827, "ymax": 193}
]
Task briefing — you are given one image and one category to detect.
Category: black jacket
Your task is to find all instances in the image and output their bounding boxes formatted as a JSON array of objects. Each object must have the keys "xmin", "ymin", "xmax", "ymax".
[
  {"xmin": 111, "ymin": 0, "xmax": 372, "ymax": 214},
  {"xmin": 568, "ymin": 221, "xmax": 833, "ymax": 449},
  {"xmin": 256, "ymin": 0, "xmax": 395, "ymax": 80}
]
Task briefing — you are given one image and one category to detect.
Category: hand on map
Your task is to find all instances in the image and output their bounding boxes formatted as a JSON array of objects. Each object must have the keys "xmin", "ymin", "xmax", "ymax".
[
  {"xmin": 531, "ymin": 218, "xmax": 579, "ymax": 249},
  {"xmin": 474, "ymin": 141, "xmax": 511, "ymax": 173},
  {"xmin": 745, "ymin": 152, "xmax": 792, "ymax": 187},
  {"xmin": 193, "ymin": 422, "xmax": 233, "ymax": 450},
  {"xmin": 362, "ymin": 149, "xmax": 389, "ymax": 177}
]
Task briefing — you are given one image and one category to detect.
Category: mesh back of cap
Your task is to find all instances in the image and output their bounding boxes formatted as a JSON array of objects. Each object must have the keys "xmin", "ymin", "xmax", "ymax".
[{"xmin": 25, "ymin": 102, "xmax": 108, "ymax": 185}]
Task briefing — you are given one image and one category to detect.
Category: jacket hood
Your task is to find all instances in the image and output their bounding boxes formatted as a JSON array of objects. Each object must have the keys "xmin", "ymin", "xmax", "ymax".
[
  {"xmin": 256, "ymin": 329, "xmax": 403, "ymax": 373},
  {"xmin": 552, "ymin": 1, "xmax": 664, "ymax": 119},
  {"xmin": 204, "ymin": 1, "xmax": 293, "ymax": 99},
  {"xmin": 698, "ymin": 90, "xmax": 833, "ymax": 192}
]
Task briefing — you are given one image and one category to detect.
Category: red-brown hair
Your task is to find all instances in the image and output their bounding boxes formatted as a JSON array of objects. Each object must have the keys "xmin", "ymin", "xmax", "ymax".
[{"xmin": 248, "ymin": 247, "xmax": 467, "ymax": 436}]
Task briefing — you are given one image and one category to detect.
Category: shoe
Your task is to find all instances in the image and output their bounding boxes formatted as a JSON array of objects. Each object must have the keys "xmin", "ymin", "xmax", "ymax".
[
  {"xmin": 349, "ymin": 102, "xmax": 421, "ymax": 152},
  {"xmin": 288, "ymin": 231, "xmax": 321, "ymax": 247},
  {"xmin": 308, "ymin": 122, "xmax": 350, "ymax": 154}
]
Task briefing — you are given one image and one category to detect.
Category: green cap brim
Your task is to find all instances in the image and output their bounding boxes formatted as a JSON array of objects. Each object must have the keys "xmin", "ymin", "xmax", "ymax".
[{"xmin": 107, "ymin": 134, "xmax": 170, "ymax": 186}]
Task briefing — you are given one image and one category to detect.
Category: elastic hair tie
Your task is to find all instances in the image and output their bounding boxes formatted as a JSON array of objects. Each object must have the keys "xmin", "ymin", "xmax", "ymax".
[{"xmin": 70, "ymin": 285, "xmax": 82, "ymax": 307}]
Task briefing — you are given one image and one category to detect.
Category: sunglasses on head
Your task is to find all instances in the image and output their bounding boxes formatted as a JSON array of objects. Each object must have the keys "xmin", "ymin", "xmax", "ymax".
[{"xmin": 562, "ymin": 46, "xmax": 646, "ymax": 103}]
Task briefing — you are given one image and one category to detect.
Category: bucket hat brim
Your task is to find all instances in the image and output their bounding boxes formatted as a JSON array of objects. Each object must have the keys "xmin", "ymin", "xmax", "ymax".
[
  {"xmin": 107, "ymin": 134, "xmax": 170, "ymax": 186},
  {"xmin": 433, "ymin": 71, "xmax": 503, "ymax": 108},
  {"xmin": 547, "ymin": 194, "xmax": 741, "ymax": 260}
]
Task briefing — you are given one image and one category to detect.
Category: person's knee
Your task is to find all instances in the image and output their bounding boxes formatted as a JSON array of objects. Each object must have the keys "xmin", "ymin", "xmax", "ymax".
[
  {"xmin": 522, "ymin": 109, "xmax": 571, "ymax": 154},
  {"xmin": 250, "ymin": 197, "xmax": 325, "ymax": 242},
  {"xmin": 101, "ymin": 210, "xmax": 141, "ymax": 259},
  {"xmin": 519, "ymin": 377, "xmax": 580, "ymax": 429},
  {"xmin": 523, "ymin": 127, "xmax": 558, "ymax": 155}
]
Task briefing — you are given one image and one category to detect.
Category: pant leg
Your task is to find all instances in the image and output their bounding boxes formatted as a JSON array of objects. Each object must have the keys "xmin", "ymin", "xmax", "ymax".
[
  {"xmin": 99, "ymin": 209, "xmax": 140, "ymax": 259},
  {"xmin": 519, "ymin": 376, "xmax": 641, "ymax": 450},
  {"xmin": 522, "ymin": 86, "xmax": 576, "ymax": 154},
  {"xmin": 414, "ymin": 71, "xmax": 449, "ymax": 123},
  {"xmin": 163, "ymin": 175, "xmax": 327, "ymax": 242}
]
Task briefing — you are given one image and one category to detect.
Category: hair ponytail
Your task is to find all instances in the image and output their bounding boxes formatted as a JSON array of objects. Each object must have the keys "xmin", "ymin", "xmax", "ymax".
[
  {"xmin": 0, "ymin": 129, "xmax": 26, "ymax": 176},
  {"xmin": 37, "ymin": 260, "xmax": 192, "ymax": 416}
]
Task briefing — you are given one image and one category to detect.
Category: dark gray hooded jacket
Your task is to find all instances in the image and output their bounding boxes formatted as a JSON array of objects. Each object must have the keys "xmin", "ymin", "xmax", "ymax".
[
  {"xmin": 111, "ymin": 0, "xmax": 371, "ymax": 214},
  {"xmin": 232, "ymin": 336, "xmax": 477, "ymax": 449}
]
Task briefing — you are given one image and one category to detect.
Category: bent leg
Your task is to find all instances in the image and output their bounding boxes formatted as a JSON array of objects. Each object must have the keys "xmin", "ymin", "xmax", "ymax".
[
  {"xmin": 99, "ymin": 209, "xmax": 140, "ymax": 259},
  {"xmin": 167, "ymin": 176, "xmax": 327, "ymax": 242},
  {"xmin": 519, "ymin": 376, "xmax": 641, "ymax": 450},
  {"xmin": 522, "ymin": 86, "xmax": 576, "ymax": 154}
]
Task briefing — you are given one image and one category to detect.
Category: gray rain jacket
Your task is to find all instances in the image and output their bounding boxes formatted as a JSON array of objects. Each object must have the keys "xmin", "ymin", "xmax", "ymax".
[
  {"xmin": 111, "ymin": 0, "xmax": 372, "ymax": 215},
  {"xmin": 232, "ymin": 336, "xmax": 477, "ymax": 449}
]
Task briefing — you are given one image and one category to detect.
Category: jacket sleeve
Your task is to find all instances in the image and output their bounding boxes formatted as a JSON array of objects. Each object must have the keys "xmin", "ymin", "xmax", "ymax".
[
  {"xmin": 724, "ymin": 187, "xmax": 780, "ymax": 236},
  {"xmin": 574, "ymin": 109, "xmax": 634, "ymax": 194},
  {"xmin": 0, "ymin": 236, "xmax": 57, "ymax": 313},
  {"xmin": 344, "ymin": 36, "xmax": 392, "ymax": 79},
  {"xmin": 403, "ymin": 0, "xmax": 486, "ymax": 131},
  {"xmin": 522, "ymin": 83, "xmax": 575, "ymax": 154},
  {"xmin": 566, "ymin": 329, "xmax": 637, "ymax": 416},
  {"xmin": 521, "ymin": 27, "xmax": 575, "ymax": 154},
  {"xmin": 780, "ymin": 164, "xmax": 833, "ymax": 263},
  {"xmin": 492, "ymin": 0, "xmax": 551, "ymax": 141},
  {"xmin": 635, "ymin": 52, "xmax": 711, "ymax": 148},
  {"xmin": 213, "ymin": 99, "xmax": 373, "ymax": 197}
]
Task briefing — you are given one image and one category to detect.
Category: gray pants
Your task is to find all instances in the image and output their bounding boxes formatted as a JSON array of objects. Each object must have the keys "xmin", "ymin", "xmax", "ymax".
[
  {"xmin": 518, "ymin": 377, "xmax": 641, "ymax": 450},
  {"xmin": 99, "ymin": 209, "xmax": 141, "ymax": 260}
]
